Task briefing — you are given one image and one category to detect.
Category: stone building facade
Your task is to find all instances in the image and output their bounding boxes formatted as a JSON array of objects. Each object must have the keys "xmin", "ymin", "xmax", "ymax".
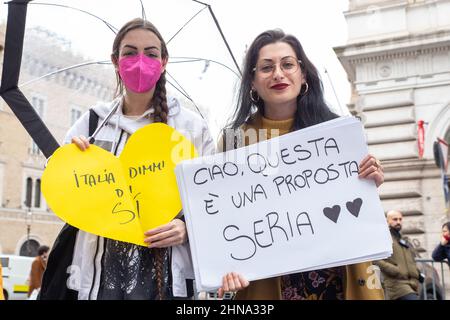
[
  {"xmin": 335, "ymin": 0, "xmax": 450, "ymax": 296},
  {"xmin": 0, "ymin": 25, "xmax": 115, "ymax": 255}
]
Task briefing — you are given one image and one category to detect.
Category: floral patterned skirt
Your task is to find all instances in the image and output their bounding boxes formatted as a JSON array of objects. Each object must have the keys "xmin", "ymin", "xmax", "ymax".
[{"xmin": 281, "ymin": 267, "xmax": 345, "ymax": 300}]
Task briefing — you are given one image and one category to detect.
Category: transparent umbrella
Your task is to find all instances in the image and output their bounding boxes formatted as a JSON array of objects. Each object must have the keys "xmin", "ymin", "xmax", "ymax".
[
  {"xmin": 1, "ymin": 0, "xmax": 351, "ymax": 159},
  {"xmin": 0, "ymin": 0, "xmax": 243, "ymax": 158}
]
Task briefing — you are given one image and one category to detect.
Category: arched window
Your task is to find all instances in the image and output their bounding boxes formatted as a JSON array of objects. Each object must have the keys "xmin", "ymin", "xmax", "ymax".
[
  {"xmin": 25, "ymin": 177, "xmax": 32, "ymax": 208},
  {"xmin": 19, "ymin": 239, "xmax": 40, "ymax": 257},
  {"xmin": 34, "ymin": 179, "xmax": 41, "ymax": 208}
]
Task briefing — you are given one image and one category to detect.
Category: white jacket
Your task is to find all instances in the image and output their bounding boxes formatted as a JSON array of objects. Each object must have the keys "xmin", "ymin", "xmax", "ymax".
[{"xmin": 63, "ymin": 96, "xmax": 215, "ymax": 299}]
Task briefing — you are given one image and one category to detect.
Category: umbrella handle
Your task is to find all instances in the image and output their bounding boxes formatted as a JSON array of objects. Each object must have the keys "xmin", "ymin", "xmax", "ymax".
[{"xmin": 88, "ymin": 99, "xmax": 120, "ymax": 144}]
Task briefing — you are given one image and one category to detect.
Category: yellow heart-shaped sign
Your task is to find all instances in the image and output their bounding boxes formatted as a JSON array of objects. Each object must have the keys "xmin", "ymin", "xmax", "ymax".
[{"xmin": 42, "ymin": 123, "xmax": 197, "ymax": 246}]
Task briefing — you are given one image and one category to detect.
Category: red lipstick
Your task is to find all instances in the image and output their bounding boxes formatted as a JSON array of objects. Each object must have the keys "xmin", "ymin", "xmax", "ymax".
[{"xmin": 270, "ymin": 83, "xmax": 289, "ymax": 90}]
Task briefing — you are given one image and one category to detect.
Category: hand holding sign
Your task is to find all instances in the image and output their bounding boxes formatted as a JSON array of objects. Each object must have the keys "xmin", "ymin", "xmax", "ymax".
[{"xmin": 42, "ymin": 123, "xmax": 197, "ymax": 246}]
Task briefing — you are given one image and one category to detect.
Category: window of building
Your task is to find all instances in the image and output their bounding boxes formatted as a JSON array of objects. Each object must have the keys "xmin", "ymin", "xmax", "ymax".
[
  {"xmin": 31, "ymin": 95, "xmax": 45, "ymax": 119},
  {"xmin": 30, "ymin": 140, "xmax": 41, "ymax": 155},
  {"xmin": 30, "ymin": 95, "xmax": 46, "ymax": 155},
  {"xmin": 25, "ymin": 177, "xmax": 33, "ymax": 208},
  {"xmin": 70, "ymin": 107, "xmax": 82, "ymax": 126},
  {"xmin": 19, "ymin": 239, "xmax": 40, "ymax": 257},
  {"xmin": 34, "ymin": 179, "xmax": 41, "ymax": 208},
  {"xmin": 23, "ymin": 176, "xmax": 43, "ymax": 210}
]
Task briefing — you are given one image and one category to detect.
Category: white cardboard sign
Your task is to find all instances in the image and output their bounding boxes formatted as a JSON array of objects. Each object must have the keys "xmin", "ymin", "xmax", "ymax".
[{"xmin": 176, "ymin": 117, "xmax": 392, "ymax": 292}]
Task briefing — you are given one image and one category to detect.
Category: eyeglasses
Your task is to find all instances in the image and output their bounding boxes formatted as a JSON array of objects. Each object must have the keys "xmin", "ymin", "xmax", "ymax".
[{"xmin": 253, "ymin": 57, "xmax": 302, "ymax": 78}]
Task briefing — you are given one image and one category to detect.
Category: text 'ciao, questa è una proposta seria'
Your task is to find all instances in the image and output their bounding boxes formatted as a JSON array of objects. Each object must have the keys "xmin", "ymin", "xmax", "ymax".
[{"xmin": 191, "ymin": 136, "xmax": 360, "ymax": 261}]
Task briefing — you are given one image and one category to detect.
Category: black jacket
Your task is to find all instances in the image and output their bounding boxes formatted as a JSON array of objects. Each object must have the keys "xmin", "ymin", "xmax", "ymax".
[{"xmin": 432, "ymin": 243, "xmax": 450, "ymax": 265}]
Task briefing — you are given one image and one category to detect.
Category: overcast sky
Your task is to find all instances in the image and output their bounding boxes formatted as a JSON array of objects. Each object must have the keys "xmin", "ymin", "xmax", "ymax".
[{"xmin": 1, "ymin": 0, "xmax": 351, "ymax": 138}]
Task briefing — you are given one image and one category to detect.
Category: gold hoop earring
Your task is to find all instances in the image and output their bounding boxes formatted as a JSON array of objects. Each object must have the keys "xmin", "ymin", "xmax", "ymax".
[
  {"xmin": 250, "ymin": 88, "xmax": 260, "ymax": 103},
  {"xmin": 303, "ymin": 82, "xmax": 309, "ymax": 95}
]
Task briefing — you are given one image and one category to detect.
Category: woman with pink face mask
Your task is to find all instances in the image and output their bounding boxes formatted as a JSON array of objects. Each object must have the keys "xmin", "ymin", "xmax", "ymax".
[{"xmin": 39, "ymin": 18, "xmax": 215, "ymax": 300}]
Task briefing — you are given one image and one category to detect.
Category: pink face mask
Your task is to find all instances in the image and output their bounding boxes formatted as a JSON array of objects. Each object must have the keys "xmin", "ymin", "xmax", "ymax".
[{"xmin": 118, "ymin": 53, "xmax": 162, "ymax": 93}]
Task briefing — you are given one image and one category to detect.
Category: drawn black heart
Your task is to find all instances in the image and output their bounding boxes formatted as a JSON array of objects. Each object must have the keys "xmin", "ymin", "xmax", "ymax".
[
  {"xmin": 323, "ymin": 205, "xmax": 341, "ymax": 223},
  {"xmin": 346, "ymin": 198, "xmax": 363, "ymax": 217}
]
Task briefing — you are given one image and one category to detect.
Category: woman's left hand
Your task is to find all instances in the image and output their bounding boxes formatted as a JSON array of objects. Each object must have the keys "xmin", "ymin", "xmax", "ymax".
[
  {"xmin": 144, "ymin": 218, "xmax": 187, "ymax": 248},
  {"xmin": 359, "ymin": 154, "xmax": 384, "ymax": 187}
]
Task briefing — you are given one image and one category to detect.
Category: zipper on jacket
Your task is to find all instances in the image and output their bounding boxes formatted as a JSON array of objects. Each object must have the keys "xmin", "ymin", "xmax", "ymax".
[{"xmin": 88, "ymin": 236, "xmax": 100, "ymax": 300}]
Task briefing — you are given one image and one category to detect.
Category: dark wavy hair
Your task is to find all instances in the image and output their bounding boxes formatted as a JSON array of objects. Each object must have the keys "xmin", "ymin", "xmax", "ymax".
[
  {"xmin": 111, "ymin": 18, "xmax": 169, "ymax": 124},
  {"xmin": 38, "ymin": 245, "xmax": 50, "ymax": 256},
  {"xmin": 442, "ymin": 222, "xmax": 450, "ymax": 231},
  {"xmin": 227, "ymin": 29, "xmax": 338, "ymax": 130}
]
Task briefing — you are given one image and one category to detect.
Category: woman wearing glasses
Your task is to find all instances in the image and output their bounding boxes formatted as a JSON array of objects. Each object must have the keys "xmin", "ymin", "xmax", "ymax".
[{"xmin": 217, "ymin": 29, "xmax": 384, "ymax": 300}]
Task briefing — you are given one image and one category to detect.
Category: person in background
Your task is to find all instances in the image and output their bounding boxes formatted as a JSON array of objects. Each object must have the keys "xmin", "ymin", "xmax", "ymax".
[
  {"xmin": 374, "ymin": 210, "xmax": 423, "ymax": 300},
  {"xmin": 28, "ymin": 245, "xmax": 49, "ymax": 298},
  {"xmin": 432, "ymin": 221, "xmax": 450, "ymax": 266}
]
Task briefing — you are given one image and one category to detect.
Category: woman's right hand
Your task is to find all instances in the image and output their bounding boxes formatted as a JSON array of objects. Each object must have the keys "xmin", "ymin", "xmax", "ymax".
[
  {"xmin": 71, "ymin": 135, "xmax": 90, "ymax": 151},
  {"xmin": 217, "ymin": 272, "xmax": 249, "ymax": 298},
  {"xmin": 440, "ymin": 235, "xmax": 449, "ymax": 246}
]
